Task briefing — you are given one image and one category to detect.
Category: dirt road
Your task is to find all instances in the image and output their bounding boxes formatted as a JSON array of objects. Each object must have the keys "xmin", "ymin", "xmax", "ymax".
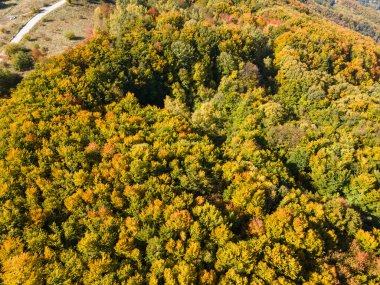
[{"xmin": 10, "ymin": 0, "xmax": 66, "ymax": 43}]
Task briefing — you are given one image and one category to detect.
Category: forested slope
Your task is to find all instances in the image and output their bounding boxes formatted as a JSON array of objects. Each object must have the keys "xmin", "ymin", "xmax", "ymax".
[
  {"xmin": 304, "ymin": 0, "xmax": 380, "ymax": 41},
  {"xmin": 0, "ymin": 0, "xmax": 379, "ymax": 283}
]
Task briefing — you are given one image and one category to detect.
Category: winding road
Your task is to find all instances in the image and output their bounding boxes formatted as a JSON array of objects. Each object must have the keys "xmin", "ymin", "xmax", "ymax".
[{"xmin": 10, "ymin": 0, "xmax": 66, "ymax": 44}]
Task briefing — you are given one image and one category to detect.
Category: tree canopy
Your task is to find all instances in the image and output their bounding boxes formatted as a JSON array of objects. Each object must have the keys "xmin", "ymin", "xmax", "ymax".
[{"xmin": 0, "ymin": 0, "xmax": 379, "ymax": 283}]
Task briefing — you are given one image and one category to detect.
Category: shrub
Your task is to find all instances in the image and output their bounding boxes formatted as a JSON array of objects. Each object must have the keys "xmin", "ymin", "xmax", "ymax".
[
  {"xmin": 13, "ymin": 51, "xmax": 34, "ymax": 71},
  {"xmin": 0, "ymin": 27, "xmax": 9, "ymax": 34},
  {"xmin": 31, "ymin": 48, "xmax": 43, "ymax": 60},
  {"xmin": 31, "ymin": 7, "xmax": 41, "ymax": 13},
  {"xmin": 64, "ymin": 32, "xmax": 76, "ymax": 40},
  {"xmin": 23, "ymin": 34, "xmax": 32, "ymax": 41},
  {"xmin": 4, "ymin": 43, "xmax": 24, "ymax": 57}
]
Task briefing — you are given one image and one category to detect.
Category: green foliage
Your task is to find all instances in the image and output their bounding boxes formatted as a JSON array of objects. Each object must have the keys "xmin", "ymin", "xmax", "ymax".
[
  {"xmin": 64, "ymin": 31, "xmax": 76, "ymax": 40},
  {"xmin": 12, "ymin": 51, "xmax": 34, "ymax": 71},
  {"xmin": 0, "ymin": 69, "xmax": 21, "ymax": 97},
  {"xmin": 4, "ymin": 44, "xmax": 25, "ymax": 57}
]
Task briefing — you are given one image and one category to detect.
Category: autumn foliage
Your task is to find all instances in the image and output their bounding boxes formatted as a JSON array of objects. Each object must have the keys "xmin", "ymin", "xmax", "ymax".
[{"xmin": 0, "ymin": 0, "xmax": 379, "ymax": 283}]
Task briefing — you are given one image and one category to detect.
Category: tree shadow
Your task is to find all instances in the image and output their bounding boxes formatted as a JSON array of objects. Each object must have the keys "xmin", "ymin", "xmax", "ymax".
[
  {"xmin": 72, "ymin": 36, "xmax": 85, "ymax": 41},
  {"xmin": 0, "ymin": 1, "xmax": 17, "ymax": 10}
]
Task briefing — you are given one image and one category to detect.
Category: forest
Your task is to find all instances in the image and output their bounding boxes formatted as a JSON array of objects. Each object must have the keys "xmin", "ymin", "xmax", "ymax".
[{"xmin": 0, "ymin": 0, "xmax": 379, "ymax": 283}]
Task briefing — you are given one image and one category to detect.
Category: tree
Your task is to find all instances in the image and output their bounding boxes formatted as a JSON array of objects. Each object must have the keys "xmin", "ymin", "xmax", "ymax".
[
  {"xmin": 0, "ymin": 69, "xmax": 21, "ymax": 96},
  {"xmin": 13, "ymin": 51, "xmax": 34, "ymax": 71}
]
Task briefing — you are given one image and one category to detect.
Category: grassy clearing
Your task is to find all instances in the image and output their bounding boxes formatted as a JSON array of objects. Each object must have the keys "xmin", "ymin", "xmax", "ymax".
[
  {"xmin": 1, "ymin": 0, "xmax": 95, "ymax": 80},
  {"xmin": 19, "ymin": 3, "xmax": 94, "ymax": 55},
  {"xmin": 0, "ymin": 0, "xmax": 58, "ymax": 47}
]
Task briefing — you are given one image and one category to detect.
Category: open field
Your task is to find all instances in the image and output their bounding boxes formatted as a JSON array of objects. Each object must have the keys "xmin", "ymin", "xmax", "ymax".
[
  {"xmin": 19, "ymin": 3, "xmax": 95, "ymax": 55},
  {"xmin": 0, "ymin": 0, "xmax": 58, "ymax": 47},
  {"xmin": 1, "ymin": 0, "xmax": 95, "ymax": 56}
]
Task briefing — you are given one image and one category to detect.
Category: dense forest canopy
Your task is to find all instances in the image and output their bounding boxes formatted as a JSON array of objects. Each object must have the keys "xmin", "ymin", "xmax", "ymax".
[{"xmin": 0, "ymin": 0, "xmax": 379, "ymax": 283}]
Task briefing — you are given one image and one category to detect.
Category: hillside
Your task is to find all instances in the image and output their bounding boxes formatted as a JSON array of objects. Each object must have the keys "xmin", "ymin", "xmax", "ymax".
[
  {"xmin": 0, "ymin": 0, "xmax": 379, "ymax": 283},
  {"xmin": 304, "ymin": 0, "xmax": 380, "ymax": 41}
]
